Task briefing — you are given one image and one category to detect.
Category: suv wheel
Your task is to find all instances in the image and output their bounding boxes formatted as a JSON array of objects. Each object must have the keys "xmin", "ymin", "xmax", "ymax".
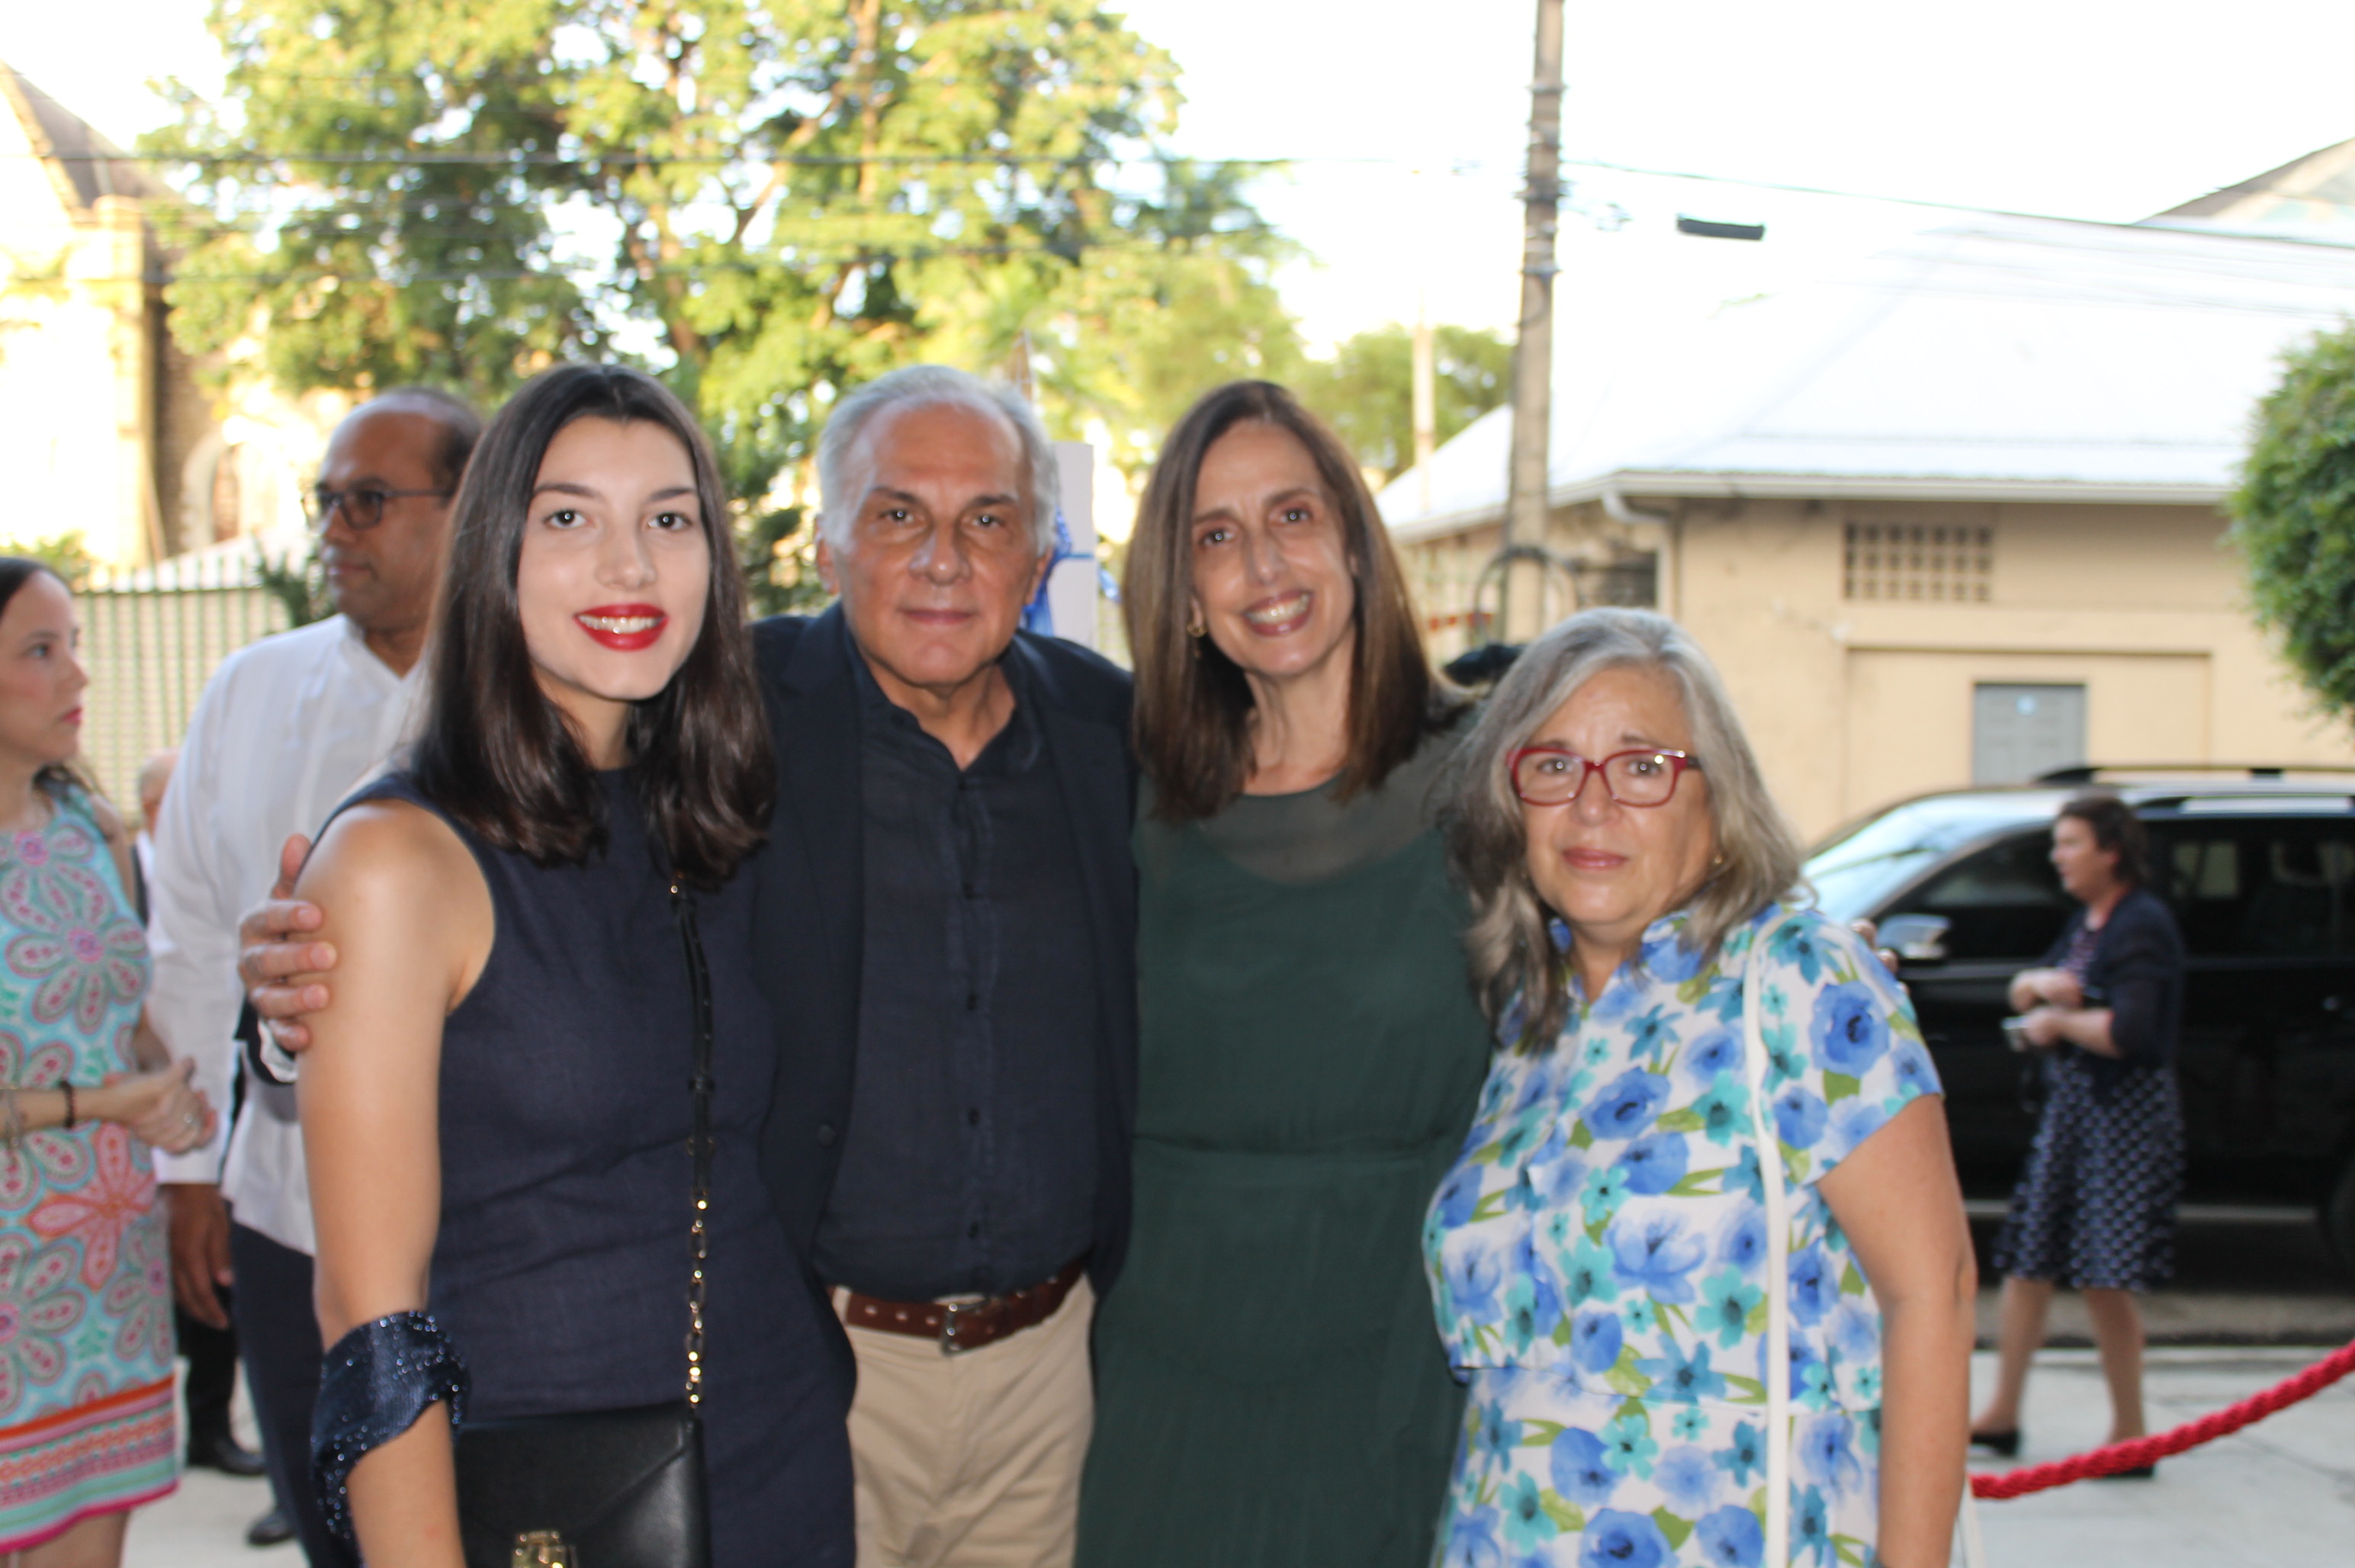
[{"xmin": 2328, "ymin": 1155, "xmax": 2355, "ymax": 1277}]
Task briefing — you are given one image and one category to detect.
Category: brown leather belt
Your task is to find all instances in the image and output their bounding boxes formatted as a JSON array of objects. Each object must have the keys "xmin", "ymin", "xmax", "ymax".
[{"xmin": 840, "ymin": 1258, "xmax": 1086, "ymax": 1357}]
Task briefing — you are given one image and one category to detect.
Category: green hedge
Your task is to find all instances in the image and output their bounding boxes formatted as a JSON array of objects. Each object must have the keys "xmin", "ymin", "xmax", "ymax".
[{"xmin": 2232, "ymin": 322, "xmax": 2355, "ymax": 719}]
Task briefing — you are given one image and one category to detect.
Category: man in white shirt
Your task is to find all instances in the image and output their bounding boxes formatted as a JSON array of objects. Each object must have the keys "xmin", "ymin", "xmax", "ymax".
[
  {"xmin": 131, "ymin": 749, "xmax": 173, "ymax": 905},
  {"xmin": 148, "ymin": 387, "xmax": 481, "ymax": 1568},
  {"xmin": 140, "ymin": 747, "xmax": 275, "ymax": 1512}
]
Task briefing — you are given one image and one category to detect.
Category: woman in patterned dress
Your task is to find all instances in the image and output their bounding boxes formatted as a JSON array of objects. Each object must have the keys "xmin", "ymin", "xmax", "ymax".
[
  {"xmin": 1424, "ymin": 609, "xmax": 1975, "ymax": 1568},
  {"xmin": 1970, "ymin": 794, "xmax": 2184, "ymax": 1471},
  {"xmin": 0, "ymin": 559, "xmax": 217, "ymax": 1565}
]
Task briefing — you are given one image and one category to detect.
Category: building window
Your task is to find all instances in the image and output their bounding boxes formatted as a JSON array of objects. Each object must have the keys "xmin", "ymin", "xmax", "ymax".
[
  {"xmin": 1844, "ymin": 522, "xmax": 1992, "ymax": 602},
  {"xmin": 1971, "ymin": 683, "xmax": 2084, "ymax": 785}
]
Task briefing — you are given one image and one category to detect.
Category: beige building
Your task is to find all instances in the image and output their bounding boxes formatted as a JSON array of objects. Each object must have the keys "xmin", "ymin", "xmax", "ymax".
[
  {"xmin": 1, "ymin": 63, "xmax": 334, "ymax": 570},
  {"xmin": 1382, "ymin": 208, "xmax": 2355, "ymax": 840}
]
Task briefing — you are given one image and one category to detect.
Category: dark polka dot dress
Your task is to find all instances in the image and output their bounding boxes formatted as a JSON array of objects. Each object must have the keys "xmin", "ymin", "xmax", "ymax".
[{"xmin": 1992, "ymin": 923, "xmax": 2185, "ymax": 1292}]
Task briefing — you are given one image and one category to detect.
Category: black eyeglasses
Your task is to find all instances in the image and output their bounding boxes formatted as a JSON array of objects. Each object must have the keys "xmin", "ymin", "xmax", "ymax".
[{"xmin": 303, "ymin": 486, "xmax": 452, "ymax": 532}]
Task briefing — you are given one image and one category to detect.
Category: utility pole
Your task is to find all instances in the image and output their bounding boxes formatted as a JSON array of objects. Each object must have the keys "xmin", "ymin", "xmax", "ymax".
[
  {"xmin": 1409, "ymin": 163, "xmax": 1438, "ymax": 515},
  {"xmin": 1501, "ymin": 0, "xmax": 1564, "ymax": 640},
  {"xmin": 1412, "ymin": 287, "xmax": 1436, "ymax": 516}
]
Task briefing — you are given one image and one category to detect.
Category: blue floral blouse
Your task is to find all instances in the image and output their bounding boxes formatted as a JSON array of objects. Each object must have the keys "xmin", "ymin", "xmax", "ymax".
[{"xmin": 1422, "ymin": 902, "xmax": 1938, "ymax": 1415}]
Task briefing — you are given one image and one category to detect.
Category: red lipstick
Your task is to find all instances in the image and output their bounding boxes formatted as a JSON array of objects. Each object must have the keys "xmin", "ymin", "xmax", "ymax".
[{"xmin": 574, "ymin": 603, "xmax": 668, "ymax": 651}]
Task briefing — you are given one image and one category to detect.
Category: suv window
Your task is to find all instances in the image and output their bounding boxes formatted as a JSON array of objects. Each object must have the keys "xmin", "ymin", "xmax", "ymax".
[
  {"xmin": 1893, "ymin": 831, "xmax": 2070, "ymax": 962},
  {"xmin": 2152, "ymin": 826, "xmax": 2355, "ymax": 956}
]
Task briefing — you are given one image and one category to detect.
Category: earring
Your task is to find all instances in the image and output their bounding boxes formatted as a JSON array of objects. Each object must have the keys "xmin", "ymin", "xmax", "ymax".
[{"xmin": 1185, "ymin": 608, "xmax": 1206, "ymax": 638}]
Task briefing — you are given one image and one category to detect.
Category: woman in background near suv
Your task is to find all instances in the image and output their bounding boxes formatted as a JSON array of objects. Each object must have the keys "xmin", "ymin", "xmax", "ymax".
[{"xmin": 1971, "ymin": 792, "xmax": 2186, "ymax": 1471}]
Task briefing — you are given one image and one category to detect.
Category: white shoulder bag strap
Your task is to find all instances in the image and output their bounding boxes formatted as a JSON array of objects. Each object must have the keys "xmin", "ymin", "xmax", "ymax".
[
  {"xmin": 1740, "ymin": 913, "xmax": 1797, "ymax": 1567},
  {"xmin": 1744, "ymin": 915, "xmax": 1987, "ymax": 1568}
]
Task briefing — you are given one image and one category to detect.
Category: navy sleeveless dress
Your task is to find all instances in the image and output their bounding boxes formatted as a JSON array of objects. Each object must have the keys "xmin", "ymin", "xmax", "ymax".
[{"xmin": 347, "ymin": 771, "xmax": 853, "ymax": 1566}]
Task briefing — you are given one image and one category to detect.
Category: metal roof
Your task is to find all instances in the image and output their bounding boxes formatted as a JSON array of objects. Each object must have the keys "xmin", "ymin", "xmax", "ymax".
[
  {"xmin": 1381, "ymin": 212, "xmax": 2355, "ymax": 540},
  {"xmin": 2145, "ymin": 137, "xmax": 2355, "ymax": 246}
]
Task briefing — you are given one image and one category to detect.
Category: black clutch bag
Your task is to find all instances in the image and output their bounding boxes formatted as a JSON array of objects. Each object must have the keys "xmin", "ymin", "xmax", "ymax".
[
  {"xmin": 449, "ymin": 878, "xmax": 719, "ymax": 1568},
  {"xmin": 455, "ymin": 1403, "xmax": 707, "ymax": 1567}
]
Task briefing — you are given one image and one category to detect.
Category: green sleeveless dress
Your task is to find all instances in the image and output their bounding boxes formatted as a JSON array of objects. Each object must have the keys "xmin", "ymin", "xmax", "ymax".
[{"xmin": 1076, "ymin": 731, "xmax": 1492, "ymax": 1567}]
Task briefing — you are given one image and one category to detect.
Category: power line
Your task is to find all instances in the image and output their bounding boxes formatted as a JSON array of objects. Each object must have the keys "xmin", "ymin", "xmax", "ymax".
[
  {"xmin": 101, "ymin": 233, "xmax": 1271, "ymax": 287},
  {"xmin": 24, "ymin": 144, "xmax": 2353, "ymax": 239},
  {"xmin": 31, "ymin": 148, "xmax": 1280, "ymax": 169}
]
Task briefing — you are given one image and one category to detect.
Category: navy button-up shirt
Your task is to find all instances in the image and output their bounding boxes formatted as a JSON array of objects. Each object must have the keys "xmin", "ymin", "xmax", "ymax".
[{"xmin": 812, "ymin": 632, "xmax": 1102, "ymax": 1301}]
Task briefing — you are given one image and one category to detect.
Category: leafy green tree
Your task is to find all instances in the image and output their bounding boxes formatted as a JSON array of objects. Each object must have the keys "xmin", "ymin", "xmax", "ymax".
[
  {"xmin": 147, "ymin": 0, "xmax": 1299, "ymax": 512},
  {"xmin": 1295, "ymin": 323, "xmax": 1511, "ymax": 483},
  {"xmin": 0, "ymin": 531, "xmax": 94, "ymax": 589},
  {"xmin": 254, "ymin": 542, "xmax": 334, "ymax": 627},
  {"xmin": 2231, "ymin": 322, "xmax": 2355, "ymax": 719}
]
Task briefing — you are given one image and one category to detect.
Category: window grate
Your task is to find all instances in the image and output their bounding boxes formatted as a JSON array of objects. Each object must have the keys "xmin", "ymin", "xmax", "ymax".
[{"xmin": 1844, "ymin": 522, "xmax": 1993, "ymax": 602}]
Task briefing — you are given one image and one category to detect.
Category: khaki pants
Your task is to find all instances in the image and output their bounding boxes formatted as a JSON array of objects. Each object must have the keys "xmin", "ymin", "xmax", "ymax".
[{"xmin": 838, "ymin": 1277, "xmax": 1095, "ymax": 1568}]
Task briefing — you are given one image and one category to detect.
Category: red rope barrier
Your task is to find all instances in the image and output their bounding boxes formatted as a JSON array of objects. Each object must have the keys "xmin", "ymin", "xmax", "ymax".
[{"xmin": 1971, "ymin": 1336, "xmax": 2355, "ymax": 1499}]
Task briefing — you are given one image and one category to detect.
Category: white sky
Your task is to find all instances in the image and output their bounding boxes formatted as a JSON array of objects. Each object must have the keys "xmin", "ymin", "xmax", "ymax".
[{"xmin": 8, "ymin": 0, "xmax": 2355, "ymax": 354}]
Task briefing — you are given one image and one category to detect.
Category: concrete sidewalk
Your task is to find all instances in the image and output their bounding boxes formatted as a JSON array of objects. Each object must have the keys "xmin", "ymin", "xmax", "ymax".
[
  {"xmin": 1967, "ymin": 1347, "xmax": 2355, "ymax": 1566},
  {"xmin": 125, "ymin": 1464, "xmax": 290, "ymax": 1567}
]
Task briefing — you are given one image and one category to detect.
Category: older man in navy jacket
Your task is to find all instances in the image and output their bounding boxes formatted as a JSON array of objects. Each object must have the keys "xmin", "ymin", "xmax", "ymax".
[
  {"xmin": 751, "ymin": 367, "xmax": 1137, "ymax": 1567},
  {"xmin": 239, "ymin": 365, "xmax": 1137, "ymax": 1568}
]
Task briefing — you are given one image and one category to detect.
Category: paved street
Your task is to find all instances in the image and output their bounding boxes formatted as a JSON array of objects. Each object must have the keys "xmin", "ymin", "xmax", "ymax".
[{"xmin": 1967, "ymin": 1206, "xmax": 2355, "ymax": 1347}]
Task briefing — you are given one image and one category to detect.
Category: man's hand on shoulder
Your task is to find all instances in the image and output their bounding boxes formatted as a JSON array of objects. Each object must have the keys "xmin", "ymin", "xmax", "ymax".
[{"xmin": 239, "ymin": 834, "xmax": 333, "ymax": 1052}]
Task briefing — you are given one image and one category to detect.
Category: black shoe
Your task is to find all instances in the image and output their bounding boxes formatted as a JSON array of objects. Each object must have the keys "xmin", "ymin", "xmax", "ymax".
[
  {"xmin": 2096, "ymin": 1462, "xmax": 2157, "ymax": 1480},
  {"xmin": 188, "ymin": 1428, "xmax": 268, "ymax": 1477},
  {"xmin": 246, "ymin": 1507, "xmax": 296, "ymax": 1547},
  {"xmin": 1969, "ymin": 1428, "xmax": 2022, "ymax": 1458}
]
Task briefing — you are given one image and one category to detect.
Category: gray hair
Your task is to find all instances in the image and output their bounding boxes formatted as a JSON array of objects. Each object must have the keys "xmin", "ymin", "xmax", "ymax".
[
  {"xmin": 814, "ymin": 365, "xmax": 1061, "ymax": 555},
  {"xmin": 1447, "ymin": 607, "xmax": 1806, "ymax": 1051}
]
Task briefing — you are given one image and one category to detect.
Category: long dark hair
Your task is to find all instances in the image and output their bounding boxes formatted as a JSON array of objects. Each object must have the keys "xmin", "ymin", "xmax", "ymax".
[
  {"xmin": 0, "ymin": 559, "xmax": 92, "ymax": 805},
  {"xmin": 408, "ymin": 365, "xmax": 772, "ymax": 888},
  {"xmin": 2058, "ymin": 791, "xmax": 2149, "ymax": 888},
  {"xmin": 1123, "ymin": 381, "xmax": 1449, "ymax": 820}
]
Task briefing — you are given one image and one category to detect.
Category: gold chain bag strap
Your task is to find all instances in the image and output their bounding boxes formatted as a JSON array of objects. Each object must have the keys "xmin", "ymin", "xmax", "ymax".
[{"xmin": 451, "ymin": 874, "xmax": 718, "ymax": 1568}]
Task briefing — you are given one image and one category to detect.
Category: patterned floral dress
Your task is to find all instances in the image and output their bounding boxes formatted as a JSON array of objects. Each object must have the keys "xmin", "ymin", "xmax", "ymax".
[
  {"xmin": 1422, "ymin": 904, "xmax": 1936, "ymax": 1568},
  {"xmin": 0, "ymin": 790, "xmax": 176, "ymax": 1549}
]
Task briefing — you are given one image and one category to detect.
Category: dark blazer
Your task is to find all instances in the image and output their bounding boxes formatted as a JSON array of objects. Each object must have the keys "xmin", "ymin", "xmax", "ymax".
[
  {"xmin": 747, "ymin": 605, "xmax": 1140, "ymax": 1306},
  {"xmin": 2039, "ymin": 885, "xmax": 2185, "ymax": 1092}
]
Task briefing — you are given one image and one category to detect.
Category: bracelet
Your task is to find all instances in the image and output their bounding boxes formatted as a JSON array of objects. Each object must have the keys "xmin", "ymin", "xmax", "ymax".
[
  {"xmin": 60, "ymin": 1083, "xmax": 75, "ymax": 1132},
  {"xmin": 313, "ymin": 1312, "xmax": 470, "ymax": 1550}
]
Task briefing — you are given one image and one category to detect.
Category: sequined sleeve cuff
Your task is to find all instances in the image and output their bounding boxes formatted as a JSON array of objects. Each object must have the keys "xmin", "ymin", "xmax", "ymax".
[{"xmin": 311, "ymin": 1311, "xmax": 471, "ymax": 1547}]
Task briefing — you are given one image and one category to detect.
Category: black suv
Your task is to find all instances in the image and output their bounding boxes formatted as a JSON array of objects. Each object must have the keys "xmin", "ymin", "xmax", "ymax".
[{"xmin": 1806, "ymin": 769, "xmax": 2355, "ymax": 1264}]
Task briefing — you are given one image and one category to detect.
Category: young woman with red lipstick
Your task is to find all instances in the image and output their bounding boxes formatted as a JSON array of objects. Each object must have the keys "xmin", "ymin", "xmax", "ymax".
[
  {"xmin": 0, "ymin": 558, "xmax": 218, "ymax": 1566},
  {"xmin": 1078, "ymin": 383, "xmax": 1490, "ymax": 1568},
  {"xmin": 288, "ymin": 367, "xmax": 852, "ymax": 1568}
]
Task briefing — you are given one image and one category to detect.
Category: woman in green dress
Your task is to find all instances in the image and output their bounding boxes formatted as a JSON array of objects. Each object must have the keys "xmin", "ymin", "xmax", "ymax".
[{"xmin": 1075, "ymin": 383, "xmax": 1491, "ymax": 1566}]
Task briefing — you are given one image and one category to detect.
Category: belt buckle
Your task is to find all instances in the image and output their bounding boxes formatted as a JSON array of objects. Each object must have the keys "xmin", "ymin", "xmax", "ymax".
[{"xmin": 938, "ymin": 1300, "xmax": 978, "ymax": 1356}]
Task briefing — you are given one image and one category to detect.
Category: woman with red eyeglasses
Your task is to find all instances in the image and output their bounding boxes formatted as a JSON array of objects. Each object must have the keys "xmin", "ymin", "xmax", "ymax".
[{"xmin": 1423, "ymin": 608, "xmax": 1975, "ymax": 1568}]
